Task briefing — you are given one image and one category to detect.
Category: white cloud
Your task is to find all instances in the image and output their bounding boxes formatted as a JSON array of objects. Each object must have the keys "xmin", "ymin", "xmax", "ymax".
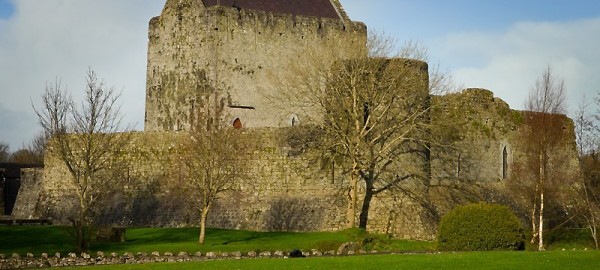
[
  {"xmin": 433, "ymin": 18, "xmax": 600, "ymax": 114},
  {"xmin": 0, "ymin": 0, "xmax": 165, "ymax": 149}
]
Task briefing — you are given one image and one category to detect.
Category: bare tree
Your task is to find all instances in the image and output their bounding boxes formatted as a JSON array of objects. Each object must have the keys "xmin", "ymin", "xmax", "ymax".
[
  {"xmin": 574, "ymin": 95, "xmax": 597, "ymax": 156},
  {"xmin": 278, "ymin": 32, "xmax": 456, "ymax": 230},
  {"xmin": 34, "ymin": 69, "xmax": 131, "ymax": 251},
  {"xmin": 573, "ymin": 91, "xmax": 600, "ymax": 249},
  {"xmin": 9, "ymin": 149, "xmax": 38, "ymax": 164},
  {"xmin": 518, "ymin": 66, "xmax": 569, "ymax": 251},
  {"xmin": 9, "ymin": 133, "xmax": 47, "ymax": 164},
  {"xmin": 0, "ymin": 142, "xmax": 8, "ymax": 162},
  {"xmin": 179, "ymin": 90, "xmax": 248, "ymax": 244},
  {"xmin": 573, "ymin": 154, "xmax": 600, "ymax": 249}
]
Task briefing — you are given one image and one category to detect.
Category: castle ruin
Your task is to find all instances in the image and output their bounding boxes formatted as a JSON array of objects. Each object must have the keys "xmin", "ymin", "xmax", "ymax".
[{"xmin": 7, "ymin": 0, "xmax": 580, "ymax": 240}]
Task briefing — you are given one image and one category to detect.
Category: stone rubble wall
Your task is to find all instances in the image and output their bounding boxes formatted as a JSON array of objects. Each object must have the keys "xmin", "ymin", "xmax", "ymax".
[
  {"xmin": 11, "ymin": 168, "xmax": 44, "ymax": 220},
  {"xmin": 26, "ymin": 127, "xmax": 436, "ymax": 240},
  {"xmin": 0, "ymin": 247, "xmax": 393, "ymax": 269}
]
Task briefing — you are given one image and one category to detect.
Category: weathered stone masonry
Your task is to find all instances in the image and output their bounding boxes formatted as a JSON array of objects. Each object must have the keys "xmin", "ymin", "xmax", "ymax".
[{"xmin": 145, "ymin": 0, "xmax": 366, "ymax": 131}]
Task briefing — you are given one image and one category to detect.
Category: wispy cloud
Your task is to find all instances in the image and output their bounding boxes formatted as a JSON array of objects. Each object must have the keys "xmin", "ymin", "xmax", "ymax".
[
  {"xmin": 0, "ymin": 0, "xmax": 165, "ymax": 149},
  {"xmin": 433, "ymin": 18, "xmax": 600, "ymax": 113}
]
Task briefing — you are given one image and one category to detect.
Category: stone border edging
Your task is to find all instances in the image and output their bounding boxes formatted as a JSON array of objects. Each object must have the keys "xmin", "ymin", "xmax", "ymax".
[{"xmin": 0, "ymin": 248, "xmax": 384, "ymax": 269}]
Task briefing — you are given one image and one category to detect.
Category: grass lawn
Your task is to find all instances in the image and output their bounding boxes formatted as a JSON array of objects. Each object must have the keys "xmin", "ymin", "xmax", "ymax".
[
  {"xmin": 0, "ymin": 226, "xmax": 433, "ymax": 255},
  {"xmin": 2, "ymin": 226, "xmax": 598, "ymax": 270},
  {"xmin": 60, "ymin": 251, "xmax": 600, "ymax": 270}
]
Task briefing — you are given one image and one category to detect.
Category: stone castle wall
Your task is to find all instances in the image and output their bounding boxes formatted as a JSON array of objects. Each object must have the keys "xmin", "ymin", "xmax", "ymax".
[
  {"xmin": 138, "ymin": 0, "xmax": 436, "ymax": 238},
  {"xmin": 429, "ymin": 88, "xmax": 580, "ymax": 216},
  {"xmin": 431, "ymin": 89, "xmax": 521, "ymax": 185},
  {"xmin": 17, "ymin": 89, "xmax": 578, "ymax": 240},
  {"xmin": 433, "ymin": 88, "xmax": 579, "ymax": 185},
  {"xmin": 145, "ymin": 0, "xmax": 367, "ymax": 132},
  {"xmin": 11, "ymin": 168, "xmax": 44, "ymax": 219},
  {"xmin": 28, "ymin": 128, "xmax": 434, "ymax": 239}
]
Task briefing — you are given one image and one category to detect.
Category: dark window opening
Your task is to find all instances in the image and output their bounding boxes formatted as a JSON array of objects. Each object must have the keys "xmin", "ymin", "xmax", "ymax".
[
  {"xmin": 233, "ymin": 118, "xmax": 243, "ymax": 129},
  {"xmin": 502, "ymin": 146, "xmax": 508, "ymax": 179},
  {"xmin": 331, "ymin": 161, "xmax": 335, "ymax": 184},
  {"xmin": 229, "ymin": 105, "xmax": 255, "ymax": 110},
  {"xmin": 363, "ymin": 102, "xmax": 370, "ymax": 126}
]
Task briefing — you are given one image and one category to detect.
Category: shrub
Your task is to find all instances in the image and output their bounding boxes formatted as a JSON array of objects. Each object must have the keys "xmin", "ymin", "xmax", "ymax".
[
  {"xmin": 347, "ymin": 229, "xmax": 396, "ymax": 251},
  {"xmin": 360, "ymin": 233, "xmax": 393, "ymax": 251},
  {"xmin": 438, "ymin": 202, "xmax": 525, "ymax": 251},
  {"xmin": 315, "ymin": 240, "xmax": 343, "ymax": 252}
]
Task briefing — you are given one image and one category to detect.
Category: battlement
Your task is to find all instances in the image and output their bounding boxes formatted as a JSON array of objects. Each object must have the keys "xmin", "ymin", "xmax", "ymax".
[
  {"xmin": 204, "ymin": 5, "xmax": 366, "ymax": 34},
  {"xmin": 462, "ymin": 88, "xmax": 494, "ymax": 99},
  {"xmin": 203, "ymin": 0, "xmax": 344, "ymax": 20},
  {"xmin": 149, "ymin": 1, "xmax": 366, "ymax": 40}
]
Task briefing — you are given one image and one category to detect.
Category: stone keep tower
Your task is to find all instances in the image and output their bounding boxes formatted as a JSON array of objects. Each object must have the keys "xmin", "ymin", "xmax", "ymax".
[{"xmin": 144, "ymin": 0, "xmax": 367, "ymax": 131}]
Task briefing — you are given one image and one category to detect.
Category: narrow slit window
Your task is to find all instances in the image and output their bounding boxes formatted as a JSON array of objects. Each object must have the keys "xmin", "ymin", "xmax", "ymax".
[{"xmin": 502, "ymin": 146, "xmax": 508, "ymax": 179}]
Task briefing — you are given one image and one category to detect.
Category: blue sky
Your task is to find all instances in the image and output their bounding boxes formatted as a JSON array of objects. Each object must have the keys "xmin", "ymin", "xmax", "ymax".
[
  {"xmin": 0, "ymin": 0, "xmax": 599, "ymax": 150},
  {"xmin": 347, "ymin": 1, "xmax": 600, "ymax": 37},
  {"xmin": 0, "ymin": 0, "xmax": 14, "ymax": 19}
]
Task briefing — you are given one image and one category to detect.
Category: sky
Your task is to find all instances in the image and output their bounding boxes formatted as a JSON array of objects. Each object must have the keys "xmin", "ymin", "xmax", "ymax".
[{"xmin": 0, "ymin": 0, "xmax": 599, "ymax": 151}]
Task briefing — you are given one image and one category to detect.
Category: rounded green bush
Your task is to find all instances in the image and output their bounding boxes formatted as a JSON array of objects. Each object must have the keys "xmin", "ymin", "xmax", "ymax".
[{"xmin": 438, "ymin": 203, "xmax": 525, "ymax": 251}]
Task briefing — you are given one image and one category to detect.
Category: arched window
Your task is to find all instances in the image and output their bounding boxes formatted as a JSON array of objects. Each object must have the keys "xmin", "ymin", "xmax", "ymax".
[
  {"xmin": 502, "ymin": 146, "xmax": 508, "ymax": 179},
  {"xmin": 233, "ymin": 118, "xmax": 243, "ymax": 129}
]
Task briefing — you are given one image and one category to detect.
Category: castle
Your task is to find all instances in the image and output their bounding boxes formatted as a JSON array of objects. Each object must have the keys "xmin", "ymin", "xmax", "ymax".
[{"xmin": 4, "ymin": 0, "xmax": 579, "ymax": 240}]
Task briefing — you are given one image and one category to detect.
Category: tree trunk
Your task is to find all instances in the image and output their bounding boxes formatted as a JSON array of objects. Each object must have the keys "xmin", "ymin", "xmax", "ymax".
[
  {"xmin": 73, "ymin": 221, "xmax": 90, "ymax": 252},
  {"xmin": 199, "ymin": 203, "xmax": 211, "ymax": 245},
  {"xmin": 358, "ymin": 181, "xmax": 374, "ymax": 230},
  {"xmin": 538, "ymin": 151, "xmax": 545, "ymax": 251},
  {"xmin": 77, "ymin": 195, "xmax": 89, "ymax": 252},
  {"xmin": 538, "ymin": 191, "xmax": 545, "ymax": 251},
  {"xmin": 347, "ymin": 163, "xmax": 359, "ymax": 228},
  {"xmin": 76, "ymin": 223, "xmax": 84, "ymax": 252},
  {"xmin": 590, "ymin": 225, "xmax": 598, "ymax": 249},
  {"xmin": 530, "ymin": 184, "xmax": 539, "ymax": 245}
]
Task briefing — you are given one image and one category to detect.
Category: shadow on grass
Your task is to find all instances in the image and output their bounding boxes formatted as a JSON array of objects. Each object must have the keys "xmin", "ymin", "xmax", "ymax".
[
  {"xmin": 91, "ymin": 228, "xmax": 285, "ymax": 253},
  {"xmin": 0, "ymin": 226, "xmax": 75, "ymax": 254},
  {"xmin": 1, "ymin": 226, "xmax": 436, "ymax": 255}
]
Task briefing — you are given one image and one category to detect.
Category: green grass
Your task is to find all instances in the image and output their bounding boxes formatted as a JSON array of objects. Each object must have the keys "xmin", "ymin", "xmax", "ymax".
[
  {"xmin": 0, "ymin": 226, "xmax": 434, "ymax": 256},
  {"xmin": 60, "ymin": 251, "xmax": 600, "ymax": 270},
  {"xmin": 543, "ymin": 228, "xmax": 597, "ymax": 251},
  {"xmin": 2, "ymin": 226, "xmax": 598, "ymax": 270},
  {"xmin": 0, "ymin": 226, "xmax": 74, "ymax": 255}
]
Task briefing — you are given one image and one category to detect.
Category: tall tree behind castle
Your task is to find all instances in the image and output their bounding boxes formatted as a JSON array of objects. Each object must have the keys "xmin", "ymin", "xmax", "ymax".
[{"xmin": 517, "ymin": 66, "xmax": 573, "ymax": 251}]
